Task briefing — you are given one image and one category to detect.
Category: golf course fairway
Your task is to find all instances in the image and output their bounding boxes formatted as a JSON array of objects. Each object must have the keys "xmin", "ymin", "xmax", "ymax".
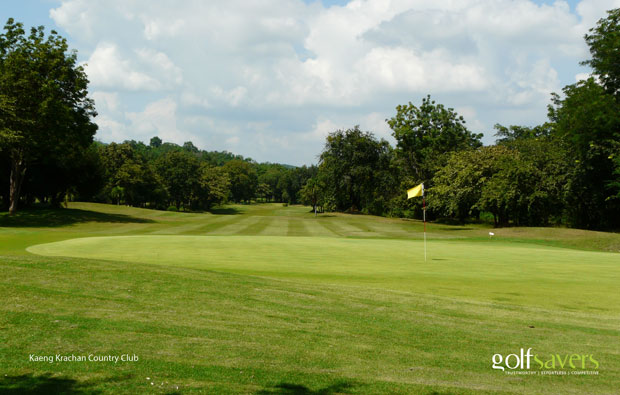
[
  {"xmin": 28, "ymin": 235, "xmax": 620, "ymax": 313},
  {"xmin": 2, "ymin": 203, "xmax": 619, "ymax": 393}
]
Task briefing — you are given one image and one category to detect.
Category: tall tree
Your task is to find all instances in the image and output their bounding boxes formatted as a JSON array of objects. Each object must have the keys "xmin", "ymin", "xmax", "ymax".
[
  {"xmin": 388, "ymin": 95, "xmax": 482, "ymax": 182},
  {"xmin": 155, "ymin": 150, "xmax": 200, "ymax": 209},
  {"xmin": 299, "ymin": 177, "xmax": 323, "ymax": 216},
  {"xmin": 222, "ymin": 159, "xmax": 257, "ymax": 203},
  {"xmin": 548, "ymin": 79, "xmax": 620, "ymax": 228},
  {"xmin": 582, "ymin": 8, "xmax": 620, "ymax": 97},
  {"xmin": 430, "ymin": 146, "xmax": 511, "ymax": 224},
  {"xmin": 197, "ymin": 164, "xmax": 230, "ymax": 209},
  {"xmin": 0, "ymin": 19, "xmax": 97, "ymax": 214},
  {"xmin": 318, "ymin": 126, "xmax": 395, "ymax": 214}
]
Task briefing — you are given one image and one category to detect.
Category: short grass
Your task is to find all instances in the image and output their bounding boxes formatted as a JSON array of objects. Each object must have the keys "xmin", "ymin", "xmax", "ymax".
[{"xmin": 1, "ymin": 203, "xmax": 619, "ymax": 394}]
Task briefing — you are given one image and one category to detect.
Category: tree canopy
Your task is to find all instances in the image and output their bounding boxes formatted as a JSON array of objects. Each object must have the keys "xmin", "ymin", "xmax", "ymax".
[
  {"xmin": 582, "ymin": 8, "xmax": 620, "ymax": 97},
  {"xmin": 388, "ymin": 95, "xmax": 483, "ymax": 182},
  {"xmin": 0, "ymin": 18, "xmax": 97, "ymax": 213},
  {"xmin": 318, "ymin": 126, "xmax": 395, "ymax": 214}
]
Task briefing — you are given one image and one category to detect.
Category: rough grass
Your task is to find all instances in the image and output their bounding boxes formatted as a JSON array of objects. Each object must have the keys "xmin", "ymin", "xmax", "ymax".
[{"xmin": 1, "ymin": 203, "xmax": 619, "ymax": 394}]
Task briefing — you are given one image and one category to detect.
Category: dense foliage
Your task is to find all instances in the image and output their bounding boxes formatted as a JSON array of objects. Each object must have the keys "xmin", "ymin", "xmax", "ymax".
[
  {"xmin": 0, "ymin": 19, "xmax": 97, "ymax": 213},
  {"xmin": 82, "ymin": 141, "xmax": 316, "ymax": 211}
]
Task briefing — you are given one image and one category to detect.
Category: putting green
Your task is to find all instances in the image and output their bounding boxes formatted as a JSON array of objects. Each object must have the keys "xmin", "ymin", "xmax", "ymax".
[{"xmin": 27, "ymin": 235, "xmax": 620, "ymax": 312}]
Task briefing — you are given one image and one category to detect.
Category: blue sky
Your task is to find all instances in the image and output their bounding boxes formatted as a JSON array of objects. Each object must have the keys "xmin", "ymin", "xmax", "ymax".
[{"xmin": 2, "ymin": 0, "xmax": 619, "ymax": 165}]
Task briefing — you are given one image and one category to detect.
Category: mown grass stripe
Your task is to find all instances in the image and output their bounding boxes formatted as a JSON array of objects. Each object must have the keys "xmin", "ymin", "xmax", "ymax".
[
  {"xmin": 315, "ymin": 219, "xmax": 357, "ymax": 237},
  {"xmin": 258, "ymin": 217, "xmax": 289, "ymax": 236},
  {"xmin": 344, "ymin": 220, "xmax": 382, "ymax": 237},
  {"xmin": 314, "ymin": 219, "xmax": 344, "ymax": 236},
  {"xmin": 150, "ymin": 222, "xmax": 212, "ymax": 235},
  {"xmin": 199, "ymin": 215, "xmax": 248, "ymax": 234},
  {"xmin": 286, "ymin": 218, "xmax": 307, "ymax": 237},
  {"xmin": 236, "ymin": 216, "xmax": 275, "ymax": 235},
  {"xmin": 301, "ymin": 217, "xmax": 338, "ymax": 237}
]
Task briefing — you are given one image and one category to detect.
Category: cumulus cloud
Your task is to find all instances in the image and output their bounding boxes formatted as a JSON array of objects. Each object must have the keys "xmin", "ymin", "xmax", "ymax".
[
  {"xmin": 50, "ymin": 0, "xmax": 620, "ymax": 164},
  {"xmin": 83, "ymin": 43, "xmax": 182, "ymax": 91},
  {"xmin": 84, "ymin": 43, "xmax": 160, "ymax": 91}
]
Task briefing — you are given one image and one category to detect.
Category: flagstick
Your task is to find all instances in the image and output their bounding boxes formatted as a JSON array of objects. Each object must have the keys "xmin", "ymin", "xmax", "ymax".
[{"xmin": 423, "ymin": 194, "xmax": 427, "ymax": 262}]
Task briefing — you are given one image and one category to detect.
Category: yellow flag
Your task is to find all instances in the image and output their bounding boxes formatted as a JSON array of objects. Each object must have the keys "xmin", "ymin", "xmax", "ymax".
[{"xmin": 407, "ymin": 183, "xmax": 424, "ymax": 199}]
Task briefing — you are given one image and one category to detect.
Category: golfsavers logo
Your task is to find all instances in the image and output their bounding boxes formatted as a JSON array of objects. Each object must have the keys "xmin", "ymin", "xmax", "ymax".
[{"xmin": 492, "ymin": 348, "xmax": 599, "ymax": 376}]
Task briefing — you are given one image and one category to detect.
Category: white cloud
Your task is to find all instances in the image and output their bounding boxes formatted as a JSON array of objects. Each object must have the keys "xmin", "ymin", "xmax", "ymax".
[
  {"xmin": 225, "ymin": 136, "xmax": 240, "ymax": 145},
  {"xmin": 49, "ymin": 0, "xmax": 620, "ymax": 165},
  {"xmin": 134, "ymin": 48, "xmax": 183, "ymax": 87},
  {"xmin": 84, "ymin": 43, "xmax": 161, "ymax": 91},
  {"xmin": 356, "ymin": 46, "xmax": 488, "ymax": 93},
  {"xmin": 302, "ymin": 118, "xmax": 341, "ymax": 142},
  {"xmin": 94, "ymin": 115, "xmax": 129, "ymax": 143},
  {"xmin": 125, "ymin": 98, "xmax": 179, "ymax": 138},
  {"xmin": 91, "ymin": 92, "xmax": 119, "ymax": 112},
  {"xmin": 576, "ymin": 72, "xmax": 591, "ymax": 82},
  {"xmin": 577, "ymin": 0, "xmax": 620, "ymax": 31},
  {"xmin": 359, "ymin": 112, "xmax": 393, "ymax": 142}
]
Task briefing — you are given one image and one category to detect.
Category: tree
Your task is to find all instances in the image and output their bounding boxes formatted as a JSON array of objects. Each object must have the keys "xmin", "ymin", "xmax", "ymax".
[
  {"xmin": 388, "ymin": 95, "xmax": 482, "ymax": 182},
  {"xmin": 197, "ymin": 164, "xmax": 230, "ymax": 209},
  {"xmin": 300, "ymin": 178, "xmax": 323, "ymax": 216},
  {"xmin": 183, "ymin": 141, "xmax": 199, "ymax": 153},
  {"xmin": 318, "ymin": 126, "xmax": 395, "ymax": 214},
  {"xmin": 155, "ymin": 150, "xmax": 200, "ymax": 209},
  {"xmin": 493, "ymin": 123, "xmax": 551, "ymax": 144},
  {"xmin": 222, "ymin": 159, "xmax": 257, "ymax": 203},
  {"xmin": 70, "ymin": 142, "xmax": 104, "ymax": 201},
  {"xmin": 430, "ymin": 146, "xmax": 510, "ymax": 223},
  {"xmin": 256, "ymin": 182, "xmax": 272, "ymax": 202},
  {"xmin": 548, "ymin": 78, "xmax": 620, "ymax": 229},
  {"xmin": 582, "ymin": 8, "xmax": 620, "ymax": 97},
  {"xmin": 22, "ymin": 140, "xmax": 102, "ymax": 207},
  {"xmin": 536, "ymin": 8, "xmax": 620, "ymax": 229},
  {"xmin": 98, "ymin": 142, "xmax": 165, "ymax": 207},
  {"xmin": 149, "ymin": 136, "xmax": 162, "ymax": 148},
  {"xmin": 0, "ymin": 19, "xmax": 97, "ymax": 214},
  {"xmin": 258, "ymin": 165, "xmax": 286, "ymax": 201},
  {"xmin": 431, "ymin": 136, "xmax": 569, "ymax": 227}
]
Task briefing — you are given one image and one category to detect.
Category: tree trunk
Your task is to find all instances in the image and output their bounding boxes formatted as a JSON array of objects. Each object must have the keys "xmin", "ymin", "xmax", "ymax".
[
  {"xmin": 8, "ymin": 156, "xmax": 27, "ymax": 215},
  {"xmin": 51, "ymin": 192, "xmax": 64, "ymax": 208}
]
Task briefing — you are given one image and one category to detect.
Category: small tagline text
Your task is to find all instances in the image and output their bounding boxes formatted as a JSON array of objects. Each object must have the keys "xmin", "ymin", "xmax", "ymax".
[{"xmin": 29, "ymin": 354, "xmax": 139, "ymax": 364}]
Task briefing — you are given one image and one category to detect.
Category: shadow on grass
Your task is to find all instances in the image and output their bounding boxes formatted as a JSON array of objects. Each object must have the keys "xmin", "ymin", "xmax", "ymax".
[
  {"xmin": 208, "ymin": 207, "xmax": 242, "ymax": 215},
  {"xmin": 0, "ymin": 373, "xmax": 101, "ymax": 394},
  {"xmin": 0, "ymin": 208, "xmax": 154, "ymax": 228},
  {"xmin": 257, "ymin": 381, "xmax": 355, "ymax": 395}
]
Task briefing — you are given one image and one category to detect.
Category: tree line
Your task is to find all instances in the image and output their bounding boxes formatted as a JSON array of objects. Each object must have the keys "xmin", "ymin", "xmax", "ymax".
[
  {"xmin": 85, "ymin": 138, "xmax": 316, "ymax": 210},
  {"xmin": 2, "ymin": 10, "xmax": 619, "ymax": 230},
  {"xmin": 1, "ymin": 135, "xmax": 317, "ymax": 211}
]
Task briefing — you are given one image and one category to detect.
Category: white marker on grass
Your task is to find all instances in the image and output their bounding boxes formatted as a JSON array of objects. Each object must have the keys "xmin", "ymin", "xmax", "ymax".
[{"xmin": 489, "ymin": 232, "xmax": 495, "ymax": 237}]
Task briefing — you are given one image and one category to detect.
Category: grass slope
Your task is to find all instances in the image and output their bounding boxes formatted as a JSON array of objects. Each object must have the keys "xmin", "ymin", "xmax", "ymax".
[{"xmin": 1, "ymin": 203, "xmax": 619, "ymax": 394}]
